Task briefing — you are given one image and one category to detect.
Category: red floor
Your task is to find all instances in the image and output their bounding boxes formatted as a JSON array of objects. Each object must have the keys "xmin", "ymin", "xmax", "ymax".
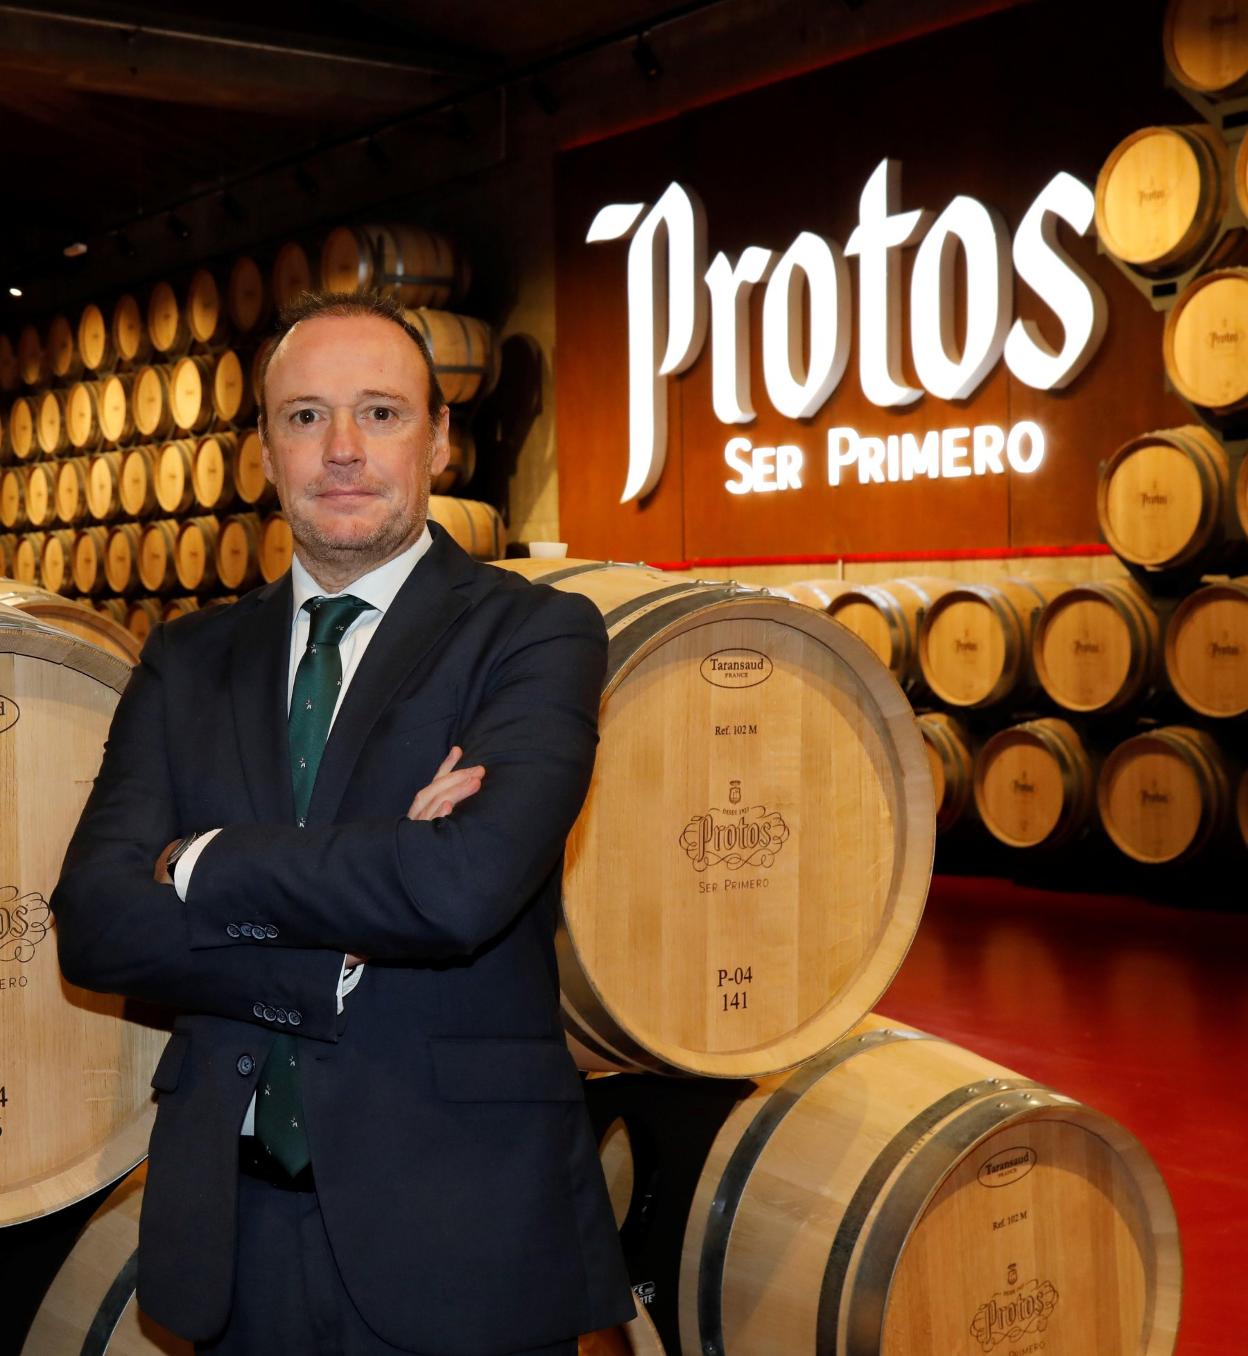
[{"xmin": 880, "ymin": 875, "xmax": 1248, "ymax": 1356}]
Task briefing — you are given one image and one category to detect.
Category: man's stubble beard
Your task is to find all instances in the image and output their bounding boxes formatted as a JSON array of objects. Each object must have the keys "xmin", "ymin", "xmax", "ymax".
[{"xmin": 283, "ymin": 480, "xmax": 431, "ymax": 578}]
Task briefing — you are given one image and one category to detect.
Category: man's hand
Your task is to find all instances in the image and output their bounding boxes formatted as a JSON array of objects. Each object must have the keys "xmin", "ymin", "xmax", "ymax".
[
  {"xmin": 407, "ymin": 746, "xmax": 485, "ymax": 822},
  {"xmin": 154, "ymin": 839, "xmax": 179, "ymax": 885}
]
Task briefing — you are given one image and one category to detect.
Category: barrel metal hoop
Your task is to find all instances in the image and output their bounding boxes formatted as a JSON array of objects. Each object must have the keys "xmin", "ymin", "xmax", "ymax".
[
  {"xmin": 818, "ymin": 1077, "xmax": 1042, "ymax": 1356},
  {"xmin": 605, "ymin": 588, "xmax": 745, "ymax": 689},
  {"xmin": 78, "ymin": 1246, "xmax": 139, "ymax": 1356},
  {"xmin": 526, "ymin": 562, "xmax": 610, "ymax": 588},
  {"xmin": 601, "ymin": 581, "xmax": 709, "ymax": 632},
  {"xmin": 697, "ymin": 1029, "xmax": 931, "ymax": 1356}
]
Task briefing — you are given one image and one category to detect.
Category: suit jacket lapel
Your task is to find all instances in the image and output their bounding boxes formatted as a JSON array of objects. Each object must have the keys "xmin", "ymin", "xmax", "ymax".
[
  {"xmin": 305, "ymin": 526, "xmax": 477, "ymax": 828},
  {"xmin": 229, "ymin": 575, "xmax": 296, "ymax": 824}
]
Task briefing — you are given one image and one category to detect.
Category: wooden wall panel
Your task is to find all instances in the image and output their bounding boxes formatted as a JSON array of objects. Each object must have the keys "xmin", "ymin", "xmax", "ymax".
[{"xmin": 554, "ymin": 0, "xmax": 1191, "ymax": 562}]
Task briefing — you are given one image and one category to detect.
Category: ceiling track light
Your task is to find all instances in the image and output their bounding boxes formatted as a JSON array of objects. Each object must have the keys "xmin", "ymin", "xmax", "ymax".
[
  {"xmin": 8, "ymin": 286, "xmax": 22, "ymax": 298},
  {"xmin": 63, "ymin": 242, "xmax": 88, "ymax": 258}
]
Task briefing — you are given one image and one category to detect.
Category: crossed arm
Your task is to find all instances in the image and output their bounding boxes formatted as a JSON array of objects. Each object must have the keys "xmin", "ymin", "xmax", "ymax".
[{"xmin": 52, "ymin": 592, "xmax": 607, "ymax": 1037}]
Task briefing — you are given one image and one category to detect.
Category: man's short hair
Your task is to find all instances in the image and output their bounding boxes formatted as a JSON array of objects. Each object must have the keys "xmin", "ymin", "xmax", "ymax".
[{"xmin": 255, "ymin": 290, "xmax": 446, "ymax": 429}]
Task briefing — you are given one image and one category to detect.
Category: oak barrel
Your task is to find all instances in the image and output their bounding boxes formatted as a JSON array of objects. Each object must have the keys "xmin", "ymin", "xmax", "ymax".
[
  {"xmin": 138, "ymin": 520, "xmax": 179, "ymax": 593},
  {"xmin": 917, "ymin": 578, "xmax": 1066, "ymax": 708},
  {"xmin": 1163, "ymin": 269, "xmax": 1248, "ymax": 412},
  {"xmin": 823, "ymin": 578, "xmax": 953, "ymax": 691},
  {"xmin": 105, "ymin": 524, "xmax": 143, "ymax": 596},
  {"xmin": 124, "ymin": 598, "xmax": 162, "ymax": 645},
  {"xmin": 154, "ymin": 440, "xmax": 196, "ymax": 515},
  {"xmin": 46, "ymin": 313, "xmax": 81, "ymax": 382},
  {"xmin": 54, "ymin": 457, "xmax": 89, "ymax": 526},
  {"xmin": 0, "ymin": 583, "xmax": 139, "ymax": 664},
  {"xmin": 175, "ymin": 515, "xmax": 219, "ymax": 591},
  {"xmin": 17, "ymin": 324, "xmax": 46, "ymax": 387},
  {"xmin": 1095, "ymin": 124, "xmax": 1226, "ymax": 275},
  {"xmin": 187, "ymin": 268, "xmax": 228, "ymax": 347},
  {"xmin": 320, "ymin": 223, "xmax": 467, "ymax": 307},
  {"xmin": 87, "ymin": 452, "xmax": 125, "ymax": 521},
  {"xmin": 132, "ymin": 366, "xmax": 175, "ymax": 441},
  {"xmin": 211, "ymin": 350, "xmax": 253, "ymax": 425},
  {"xmin": 1096, "ymin": 426, "xmax": 1235, "ymax": 572},
  {"xmin": 72, "ymin": 526, "xmax": 110, "ymax": 596},
  {"xmin": 232, "ymin": 429, "xmax": 275, "ymax": 506},
  {"xmin": 916, "ymin": 711, "xmax": 975, "ymax": 833},
  {"xmin": 26, "ymin": 464, "xmax": 57, "ymax": 529},
  {"xmin": 110, "ymin": 295, "xmax": 150, "ymax": 369},
  {"xmin": 433, "ymin": 420, "xmax": 477, "ymax": 495},
  {"xmin": 259, "ymin": 512, "xmax": 293, "ymax": 582},
  {"xmin": 496, "ymin": 560, "xmax": 934, "ymax": 1076},
  {"xmin": 192, "ymin": 433, "xmax": 234, "ymax": 511},
  {"xmin": 216, "ymin": 512, "xmax": 262, "ymax": 590},
  {"xmin": 1034, "ymin": 579, "xmax": 1162, "ymax": 712},
  {"xmin": 39, "ymin": 530, "xmax": 76, "ymax": 595},
  {"xmin": 119, "ymin": 447, "xmax": 159, "ymax": 518},
  {"xmin": 1164, "ymin": 0, "xmax": 1248, "ymax": 96},
  {"xmin": 0, "ymin": 608, "xmax": 160, "ymax": 1226},
  {"xmin": 973, "ymin": 717, "xmax": 1097, "ymax": 849},
  {"xmin": 1098, "ymin": 725, "xmax": 1233, "ymax": 863},
  {"xmin": 66, "ymin": 380, "xmax": 105, "ymax": 452},
  {"xmin": 226, "ymin": 255, "xmax": 269, "ymax": 334},
  {"xmin": 426, "ymin": 495, "xmax": 505, "ymax": 560},
  {"xmin": 8, "ymin": 395, "xmax": 35, "ymax": 462},
  {"xmin": 1, "ymin": 467, "xmax": 28, "ymax": 530},
  {"xmin": 771, "ymin": 578, "xmax": 857, "ymax": 611},
  {"xmin": 146, "ymin": 282, "xmax": 191, "ymax": 358},
  {"xmin": 1164, "ymin": 577, "xmax": 1248, "ymax": 717},
  {"xmin": 169, "ymin": 355, "xmax": 214, "ymax": 433},
  {"xmin": 404, "ymin": 308, "xmax": 499, "ymax": 403},
  {"xmin": 13, "ymin": 533, "xmax": 43, "ymax": 584},
  {"xmin": 36, "ymin": 389, "xmax": 69, "ymax": 458},
  {"xmin": 77, "ymin": 302, "xmax": 115, "ymax": 374},
  {"xmin": 272, "ymin": 241, "xmax": 314, "ymax": 308},
  {"xmin": 99, "ymin": 374, "xmax": 136, "ymax": 445},
  {"xmin": 678, "ymin": 1014, "xmax": 1180, "ymax": 1356}
]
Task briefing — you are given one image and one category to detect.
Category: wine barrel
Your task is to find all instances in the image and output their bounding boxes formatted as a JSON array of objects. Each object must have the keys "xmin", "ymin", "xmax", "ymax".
[
  {"xmin": 0, "ymin": 333, "xmax": 18, "ymax": 390},
  {"xmin": 216, "ymin": 512, "xmax": 262, "ymax": 590},
  {"xmin": 1, "ymin": 466, "xmax": 28, "ymax": 529},
  {"xmin": 155, "ymin": 440, "xmax": 196, "ymax": 515},
  {"xmin": 132, "ymin": 366, "xmax": 175, "ymax": 441},
  {"xmin": 260, "ymin": 511, "xmax": 293, "ymax": 582},
  {"xmin": 26, "ymin": 463, "xmax": 57, "ymax": 529},
  {"xmin": 8, "ymin": 394, "xmax": 36, "ymax": 461},
  {"xmin": 138, "ymin": 519, "xmax": 179, "ymax": 593},
  {"xmin": 66, "ymin": 379, "xmax": 105, "ymax": 452},
  {"xmin": 227, "ymin": 255, "xmax": 269, "ymax": 334},
  {"xmin": 770, "ymin": 578, "xmax": 857, "ymax": 611},
  {"xmin": 13, "ymin": 533, "xmax": 43, "ymax": 584},
  {"xmin": 19, "ymin": 1165, "xmax": 191, "ymax": 1355},
  {"xmin": 678, "ymin": 1014, "xmax": 1180, "ymax": 1356},
  {"xmin": 54, "ymin": 457, "xmax": 90, "ymax": 526},
  {"xmin": 1098, "ymin": 725, "xmax": 1233, "ymax": 863},
  {"xmin": 1164, "ymin": 0, "xmax": 1248, "ymax": 96},
  {"xmin": 175, "ymin": 515, "xmax": 219, "ymax": 591},
  {"xmin": 433, "ymin": 420, "xmax": 477, "ymax": 494},
  {"xmin": 192, "ymin": 432, "xmax": 234, "ymax": 511},
  {"xmin": 169, "ymin": 355, "xmax": 214, "ymax": 433},
  {"xmin": 1096, "ymin": 426, "xmax": 1235, "ymax": 572},
  {"xmin": 232, "ymin": 429, "xmax": 275, "ymax": 506},
  {"xmin": 272, "ymin": 240, "xmax": 314, "ymax": 308},
  {"xmin": 917, "ymin": 578, "xmax": 1066, "ymax": 708},
  {"xmin": 1034, "ymin": 578, "xmax": 1162, "ymax": 712},
  {"xmin": 99, "ymin": 373, "xmax": 136, "ymax": 445},
  {"xmin": 147, "ymin": 281, "xmax": 192, "ymax": 357},
  {"xmin": 46, "ymin": 312, "xmax": 82, "ymax": 382},
  {"xmin": 105, "ymin": 524, "xmax": 144, "ymax": 596},
  {"xmin": 0, "ymin": 583, "xmax": 139, "ymax": 663},
  {"xmin": 0, "ymin": 532, "xmax": 16, "ymax": 574},
  {"xmin": 111, "ymin": 295, "xmax": 151, "ymax": 369},
  {"xmin": 973, "ymin": 718, "xmax": 1097, "ymax": 849},
  {"xmin": 95, "ymin": 596, "xmax": 127, "ymax": 625},
  {"xmin": 427, "ymin": 495, "xmax": 505, "ymax": 560},
  {"xmin": 1164, "ymin": 577, "xmax": 1248, "ymax": 717},
  {"xmin": 320, "ymin": 223, "xmax": 468, "ymax": 307},
  {"xmin": 822, "ymin": 578, "xmax": 954, "ymax": 692},
  {"xmin": 17, "ymin": 323, "xmax": 47, "ymax": 386},
  {"xmin": 495, "ymin": 560, "xmax": 934, "ymax": 1076},
  {"xmin": 404, "ymin": 308, "xmax": 499, "ymax": 403},
  {"xmin": 87, "ymin": 451, "xmax": 125, "ymax": 520},
  {"xmin": 37, "ymin": 388, "xmax": 70, "ymax": 458},
  {"xmin": 125, "ymin": 597, "xmax": 162, "ymax": 645},
  {"xmin": 212, "ymin": 349, "xmax": 253, "ymax": 425},
  {"xmin": 0, "ymin": 609, "xmax": 163, "ymax": 1226},
  {"xmin": 72, "ymin": 526, "xmax": 110, "ymax": 596},
  {"xmin": 1163, "ymin": 269, "xmax": 1248, "ymax": 412},
  {"xmin": 1095, "ymin": 124, "xmax": 1226, "ymax": 275},
  {"xmin": 187, "ymin": 268, "xmax": 228, "ymax": 347},
  {"xmin": 917, "ymin": 711, "xmax": 975, "ymax": 832},
  {"xmin": 119, "ymin": 446, "xmax": 159, "ymax": 518},
  {"xmin": 40, "ymin": 529, "xmax": 77, "ymax": 594},
  {"xmin": 77, "ymin": 302, "xmax": 116, "ymax": 374},
  {"xmin": 164, "ymin": 595, "xmax": 200, "ymax": 622}
]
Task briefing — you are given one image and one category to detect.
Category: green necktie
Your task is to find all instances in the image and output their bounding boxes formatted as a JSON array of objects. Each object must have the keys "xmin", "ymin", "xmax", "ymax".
[{"xmin": 255, "ymin": 593, "xmax": 373, "ymax": 1176}]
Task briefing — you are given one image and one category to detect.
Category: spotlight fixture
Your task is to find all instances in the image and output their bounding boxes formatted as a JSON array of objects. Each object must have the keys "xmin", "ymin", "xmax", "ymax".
[
  {"xmin": 633, "ymin": 33, "xmax": 661, "ymax": 81},
  {"xmin": 63, "ymin": 242, "xmax": 88, "ymax": 258},
  {"xmin": 166, "ymin": 213, "xmax": 190, "ymax": 241},
  {"xmin": 8, "ymin": 286, "xmax": 21, "ymax": 297}
]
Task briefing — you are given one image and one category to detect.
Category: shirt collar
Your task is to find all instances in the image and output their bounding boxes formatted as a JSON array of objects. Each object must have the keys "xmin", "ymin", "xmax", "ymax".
[{"xmin": 290, "ymin": 525, "xmax": 433, "ymax": 623}]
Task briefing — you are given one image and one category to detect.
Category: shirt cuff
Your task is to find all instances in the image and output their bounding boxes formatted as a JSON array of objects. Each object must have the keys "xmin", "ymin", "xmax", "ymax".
[
  {"xmin": 337, "ymin": 957, "xmax": 365, "ymax": 1014},
  {"xmin": 172, "ymin": 827, "xmax": 223, "ymax": 901}
]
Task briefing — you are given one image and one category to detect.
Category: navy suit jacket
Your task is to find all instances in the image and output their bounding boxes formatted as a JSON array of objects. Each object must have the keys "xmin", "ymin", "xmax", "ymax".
[{"xmin": 52, "ymin": 523, "xmax": 633, "ymax": 1352}]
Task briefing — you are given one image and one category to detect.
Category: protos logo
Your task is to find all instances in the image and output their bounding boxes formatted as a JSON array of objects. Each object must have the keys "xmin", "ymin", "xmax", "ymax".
[{"xmin": 588, "ymin": 163, "xmax": 1106, "ymax": 502}]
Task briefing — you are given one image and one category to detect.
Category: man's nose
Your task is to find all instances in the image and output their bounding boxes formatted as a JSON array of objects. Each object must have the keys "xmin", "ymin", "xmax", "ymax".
[{"xmin": 324, "ymin": 408, "xmax": 365, "ymax": 463}]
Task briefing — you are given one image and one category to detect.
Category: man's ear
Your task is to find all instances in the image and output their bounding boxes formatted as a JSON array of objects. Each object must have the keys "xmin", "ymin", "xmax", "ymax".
[
  {"xmin": 429, "ymin": 405, "xmax": 452, "ymax": 479},
  {"xmin": 259, "ymin": 425, "xmax": 276, "ymax": 484}
]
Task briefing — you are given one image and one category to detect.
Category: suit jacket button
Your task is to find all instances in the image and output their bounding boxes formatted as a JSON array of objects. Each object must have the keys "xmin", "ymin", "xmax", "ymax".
[
  {"xmin": 287, "ymin": 1010, "xmax": 302, "ymax": 1027},
  {"xmin": 275, "ymin": 1008, "xmax": 288, "ymax": 1023},
  {"xmin": 252, "ymin": 1002, "xmax": 264, "ymax": 1018},
  {"xmin": 227, "ymin": 924, "xmax": 241, "ymax": 938},
  {"xmin": 264, "ymin": 925, "xmax": 279, "ymax": 939},
  {"xmin": 262, "ymin": 1006, "xmax": 277, "ymax": 1021},
  {"xmin": 240, "ymin": 923, "xmax": 255, "ymax": 938},
  {"xmin": 237, "ymin": 1054, "xmax": 255, "ymax": 1076}
]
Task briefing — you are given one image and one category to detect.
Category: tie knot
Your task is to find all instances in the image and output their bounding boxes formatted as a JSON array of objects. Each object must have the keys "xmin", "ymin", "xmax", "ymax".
[{"xmin": 304, "ymin": 594, "xmax": 372, "ymax": 646}]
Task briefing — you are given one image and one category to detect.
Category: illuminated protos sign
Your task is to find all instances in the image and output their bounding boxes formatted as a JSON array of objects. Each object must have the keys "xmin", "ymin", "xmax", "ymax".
[{"xmin": 587, "ymin": 161, "xmax": 1107, "ymax": 502}]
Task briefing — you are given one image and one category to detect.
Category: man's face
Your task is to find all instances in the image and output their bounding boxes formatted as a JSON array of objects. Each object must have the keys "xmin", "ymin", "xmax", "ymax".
[{"xmin": 261, "ymin": 314, "xmax": 449, "ymax": 580}]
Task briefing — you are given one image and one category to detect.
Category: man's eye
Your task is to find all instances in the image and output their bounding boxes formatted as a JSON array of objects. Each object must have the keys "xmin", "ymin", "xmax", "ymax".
[
  {"xmin": 292, "ymin": 409, "xmax": 318, "ymax": 425},
  {"xmin": 370, "ymin": 407, "xmax": 395, "ymax": 421}
]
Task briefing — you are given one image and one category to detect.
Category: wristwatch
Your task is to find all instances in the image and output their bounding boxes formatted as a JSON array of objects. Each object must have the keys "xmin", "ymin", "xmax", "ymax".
[{"xmin": 166, "ymin": 831, "xmax": 203, "ymax": 873}]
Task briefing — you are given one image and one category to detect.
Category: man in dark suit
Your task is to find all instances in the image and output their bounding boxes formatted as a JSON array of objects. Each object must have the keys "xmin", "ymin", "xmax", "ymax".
[{"xmin": 52, "ymin": 292, "xmax": 634, "ymax": 1354}]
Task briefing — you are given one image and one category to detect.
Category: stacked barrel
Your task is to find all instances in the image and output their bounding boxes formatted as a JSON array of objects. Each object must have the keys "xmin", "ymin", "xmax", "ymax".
[{"xmin": 0, "ymin": 225, "xmax": 505, "ymax": 649}]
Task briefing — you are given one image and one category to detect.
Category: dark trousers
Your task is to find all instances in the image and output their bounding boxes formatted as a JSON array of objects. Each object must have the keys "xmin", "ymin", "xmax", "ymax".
[{"xmin": 193, "ymin": 1172, "xmax": 579, "ymax": 1356}]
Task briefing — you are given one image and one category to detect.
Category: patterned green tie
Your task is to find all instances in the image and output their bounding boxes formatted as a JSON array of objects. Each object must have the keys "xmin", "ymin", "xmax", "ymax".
[{"xmin": 255, "ymin": 593, "xmax": 373, "ymax": 1176}]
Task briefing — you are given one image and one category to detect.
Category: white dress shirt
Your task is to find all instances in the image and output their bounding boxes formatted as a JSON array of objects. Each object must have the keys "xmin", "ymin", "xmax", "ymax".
[{"xmin": 174, "ymin": 526, "xmax": 434, "ymax": 1132}]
